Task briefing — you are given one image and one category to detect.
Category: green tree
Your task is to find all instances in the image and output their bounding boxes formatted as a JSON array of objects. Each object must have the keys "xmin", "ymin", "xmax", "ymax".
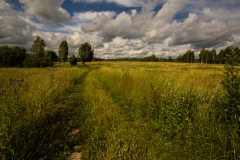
[
  {"xmin": 177, "ymin": 54, "xmax": 183, "ymax": 62},
  {"xmin": 217, "ymin": 49, "xmax": 225, "ymax": 64},
  {"xmin": 58, "ymin": 40, "xmax": 68, "ymax": 62},
  {"xmin": 30, "ymin": 36, "xmax": 46, "ymax": 58},
  {"xmin": 11, "ymin": 46, "xmax": 26, "ymax": 67},
  {"xmin": 221, "ymin": 45, "xmax": 240, "ymax": 123},
  {"xmin": 0, "ymin": 45, "xmax": 11, "ymax": 67},
  {"xmin": 68, "ymin": 55, "xmax": 78, "ymax": 66},
  {"xmin": 210, "ymin": 49, "xmax": 217, "ymax": 64},
  {"xmin": 199, "ymin": 49, "xmax": 217, "ymax": 64},
  {"xmin": 0, "ymin": 45, "xmax": 26, "ymax": 67},
  {"xmin": 78, "ymin": 42, "xmax": 94, "ymax": 64},
  {"xmin": 24, "ymin": 36, "xmax": 53, "ymax": 67},
  {"xmin": 182, "ymin": 50, "xmax": 194, "ymax": 63},
  {"xmin": 199, "ymin": 48, "xmax": 206, "ymax": 63},
  {"xmin": 45, "ymin": 50, "xmax": 58, "ymax": 62}
]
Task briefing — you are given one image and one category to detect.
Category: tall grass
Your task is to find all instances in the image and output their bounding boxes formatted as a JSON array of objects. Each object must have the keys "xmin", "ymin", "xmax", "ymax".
[
  {"xmin": 79, "ymin": 62, "xmax": 240, "ymax": 159},
  {"xmin": 1, "ymin": 62, "xmax": 239, "ymax": 159},
  {"xmin": 0, "ymin": 66, "xmax": 89, "ymax": 159}
]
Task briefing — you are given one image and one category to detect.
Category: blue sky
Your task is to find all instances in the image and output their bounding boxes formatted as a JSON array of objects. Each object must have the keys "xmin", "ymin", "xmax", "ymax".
[{"xmin": 1, "ymin": 0, "xmax": 240, "ymax": 58}]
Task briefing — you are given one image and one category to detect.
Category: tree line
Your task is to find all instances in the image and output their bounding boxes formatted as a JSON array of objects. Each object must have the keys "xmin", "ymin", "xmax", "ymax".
[
  {"xmin": 105, "ymin": 45, "xmax": 240, "ymax": 63},
  {"xmin": 177, "ymin": 46, "xmax": 240, "ymax": 64},
  {"xmin": 0, "ymin": 36, "xmax": 94, "ymax": 67},
  {"xmin": 1, "ymin": 35, "xmax": 240, "ymax": 67}
]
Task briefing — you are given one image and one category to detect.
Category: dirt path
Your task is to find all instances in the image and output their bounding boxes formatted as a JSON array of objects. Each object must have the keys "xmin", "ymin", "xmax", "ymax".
[
  {"xmin": 77, "ymin": 68, "xmax": 163, "ymax": 159},
  {"xmin": 65, "ymin": 67, "xmax": 97, "ymax": 160}
]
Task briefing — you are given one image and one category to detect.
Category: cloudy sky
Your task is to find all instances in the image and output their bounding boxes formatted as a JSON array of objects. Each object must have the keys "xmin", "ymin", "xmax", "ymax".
[{"xmin": 1, "ymin": 0, "xmax": 240, "ymax": 58}]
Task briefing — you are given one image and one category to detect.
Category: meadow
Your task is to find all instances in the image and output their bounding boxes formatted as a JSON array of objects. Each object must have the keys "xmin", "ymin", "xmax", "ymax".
[{"xmin": 0, "ymin": 62, "xmax": 239, "ymax": 159}]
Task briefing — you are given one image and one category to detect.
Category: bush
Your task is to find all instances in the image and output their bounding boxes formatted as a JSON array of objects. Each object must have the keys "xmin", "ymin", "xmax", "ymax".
[
  {"xmin": 23, "ymin": 54, "xmax": 53, "ymax": 68},
  {"xmin": 220, "ymin": 45, "xmax": 240, "ymax": 124},
  {"xmin": 0, "ymin": 45, "xmax": 26, "ymax": 67},
  {"xmin": 68, "ymin": 55, "xmax": 78, "ymax": 66}
]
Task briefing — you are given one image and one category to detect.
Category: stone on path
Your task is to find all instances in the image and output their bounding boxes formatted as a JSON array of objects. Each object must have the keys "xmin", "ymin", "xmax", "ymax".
[{"xmin": 66, "ymin": 152, "xmax": 82, "ymax": 160}]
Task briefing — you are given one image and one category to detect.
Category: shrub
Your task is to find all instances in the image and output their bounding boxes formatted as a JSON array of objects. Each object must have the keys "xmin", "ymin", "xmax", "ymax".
[
  {"xmin": 68, "ymin": 55, "xmax": 78, "ymax": 66},
  {"xmin": 220, "ymin": 45, "xmax": 240, "ymax": 124},
  {"xmin": 23, "ymin": 54, "xmax": 53, "ymax": 68}
]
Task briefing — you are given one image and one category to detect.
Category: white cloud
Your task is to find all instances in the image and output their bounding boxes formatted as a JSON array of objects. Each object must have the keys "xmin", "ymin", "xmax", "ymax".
[
  {"xmin": 72, "ymin": 0, "xmax": 164, "ymax": 7},
  {"xmin": 19, "ymin": 0, "xmax": 70, "ymax": 23},
  {"xmin": 203, "ymin": 7, "xmax": 240, "ymax": 20},
  {"xmin": 72, "ymin": 11, "xmax": 116, "ymax": 22},
  {"xmin": 2, "ymin": 0, "xmax": 240, "ymax": 58},
  {"xmin": 0, "ymin": 1, "xmax": 35, "ymax": 47},
  {"xmin": 168, "ymin": 12, "xmax": 240, "ymax": 49}
]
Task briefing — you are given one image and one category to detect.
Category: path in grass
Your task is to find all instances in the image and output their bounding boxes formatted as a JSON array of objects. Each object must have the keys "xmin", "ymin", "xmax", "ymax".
[
  {"xmin": 65, "ymin": 66, "xmax": 97, "ymax": 160},
  {"xmin": 77, "ymin": 67, "xmax": 171, "ymax": 160}
]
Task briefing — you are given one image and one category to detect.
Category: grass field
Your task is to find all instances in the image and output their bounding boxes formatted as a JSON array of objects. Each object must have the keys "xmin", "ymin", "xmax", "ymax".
[{"xmin": 0, "ymin": 62, "xmax": 239, "ymax": 159}]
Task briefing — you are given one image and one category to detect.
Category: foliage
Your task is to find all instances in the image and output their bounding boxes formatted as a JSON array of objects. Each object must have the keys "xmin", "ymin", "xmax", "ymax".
[
  {"xmin": 220, "ymin": 45, "xmax": 240, "ymax": 123},
  {"xmin": 0, "ymin": 45, "xmax": 26, "ymax": 67},
  {"xmin": 68, "ymin": 55, "xmax": 78, "ymax": 66},
  {"xmin": 23, "ymin": 36, "xmax": 53, "ymax": 67},
  {"xmin": 30, "ymin": 36, "xmax": 46, "ymax": 58},
  {"xmin": 145, "ymin": 54, "xmax": 158, "ymax": 62},
  {"xmin": 199, "ymin": 46, "xmax": 240, "ymax": 64},
  {"xmin": 23, "ymin": 53, "xmax": 54, "ymax": 68},
  {"xmin": 45, "ymin": 50, "xmax": 58, "ymax": 62},
  {"xmin": 78, "ymin": 42, "xmax": 94, "ymax": 64},
  {"xmin": 199, "ymin": 48, "xmax": 217, "ymax": 64},
  {"xmin": 59, "ymin": 40, "xmax": 68, "ymax": 62},
  {"xmin": 178, "ymin": 50, "xmax": 195, "ymax": 63}
]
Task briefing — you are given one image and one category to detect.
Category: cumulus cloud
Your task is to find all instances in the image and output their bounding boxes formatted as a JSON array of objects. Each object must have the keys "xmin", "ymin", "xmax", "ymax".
[
  {"xmin": 82, "ymin": 8, "xmax": 155, "ymax": 42},
  {"xmin": 2, "ymin": 0, "xmax": 240, "ymax": 58},
  {"xmin": 82, "ymin": 0, "xmax": 185, "ymax": 43},
  {"xmin": 72, "ymin": 11, "xmax": 116, "ymax": 23},
  {"xmin": 81, "ymin": 0, "xmax": 240, "ymax": 53},
  {"xmin": 72, "ymin": 0, "xmax": 164, "ymax": 7},
  {"xmin": 19, "ymin": 0, "xmax": 70, "ymax": 23},
  {"xmin": 0, "ymin": 1, "xmax": 35, "ymax": 46},
  {"xmin": 168, "ymin": 13, "xmax": 240, "ymax": 49}
]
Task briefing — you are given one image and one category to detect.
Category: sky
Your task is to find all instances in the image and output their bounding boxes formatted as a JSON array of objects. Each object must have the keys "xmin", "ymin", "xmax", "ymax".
[{"xmin": 1, "ymin": 0, "xmax": 240, "ymax": 59}]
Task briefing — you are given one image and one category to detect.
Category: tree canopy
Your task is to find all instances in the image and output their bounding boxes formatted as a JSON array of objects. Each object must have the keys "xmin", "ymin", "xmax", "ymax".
[
  {"xmin": 59, "ymin": 40, "xmax": 68, "ymax": 62},
  {"xmin": 78, "ymin": 42, "xmax": 94, "ymax": 64},
  {"xmin": 46, "ymin": 50, "xmax": 58, "ymax": 62},
  {"xmin": 177, "ymin": 50, "xmax": 195, "ymax": 63},
  {"xmin": 68, "ymin": 55, "xmax": 78, "ymax": 66},
  {"xmin": 23, "ymin": 36, "xmax": 54, "ymax": 67},
  {"xmin": 30, "ymin": 36, "xmax": 46, "ymax": 58},
  {"xmin": 0, "ymin": 45, "xmax": 26, "ymax": 67}
]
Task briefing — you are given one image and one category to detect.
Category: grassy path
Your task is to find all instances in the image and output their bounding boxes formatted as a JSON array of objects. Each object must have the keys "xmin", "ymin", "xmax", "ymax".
[{"xmin": 78, "ymin": 68, "xmax": 172, "ymax": 160}]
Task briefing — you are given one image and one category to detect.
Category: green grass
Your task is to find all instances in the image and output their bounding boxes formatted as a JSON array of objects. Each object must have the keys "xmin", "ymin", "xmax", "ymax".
[
  {"xmin": 0, "ymin": 64, "xmax": 91, "ymax": 159},
  {"xmin": 0, "ymin": 62, "xmax": 240, "ymax": 159}
]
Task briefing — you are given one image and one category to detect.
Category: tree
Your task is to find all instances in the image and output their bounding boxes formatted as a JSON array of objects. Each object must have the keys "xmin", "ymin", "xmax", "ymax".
[
  {"xmin": 24, "ymin": 36, "xmax": 53, "ymax": 68},
  {"xmin": 58, "ymin": 40, "xmax": 68, "ymax": 62},
  {"xmin": 78, "ymin": 42, "xmax": 94, "ymax": 64},
  {"xmin": 0, "ymin": 45, "xmax": 26, "ymax": 67},
  {"xmin": 217, "ymin": 49, "xmax": 225, "ymax": 64},
  {"xmin": 199, "ymin": 48, "xmax": 205, "ymax": 63},
  {"xmin": 182, "ymin": 50, "xmax": 194, "ymax": 63},
  {"xmin": 30, "ymin": 36, "xmax": 46, "ymax": 58},
  {"xmin": 221, "ymin": 45, "xmax": 240, "ymax": 124},
  {"xmin": 210, "ymin": 49, "xmax": 217, "ymax": 64},
  {"xmin": 45, "ymin": 50, "xmax": 58, "ymax": 62},
  {"xmin": 177, "ymin": 54, "xmax": 183, "ymax": 62},
  {"xmin": 68, "ymin": 55, "xmax": 78, "ymax": 66},
  {"xmin": 199, "ymin": 49, "xmax": 217, "ymax": 64}
]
